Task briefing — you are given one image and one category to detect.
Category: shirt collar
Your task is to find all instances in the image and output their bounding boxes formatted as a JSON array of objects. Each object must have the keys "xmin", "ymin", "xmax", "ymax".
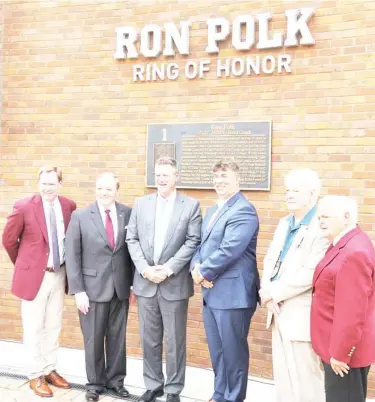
[
  {"xmin": 157, "ymin": 190, "xmax": 176, "ymax": 204},
  {"xmin": 217, "ymin": 191, "xmax": 239, "ymax": 210},
  {"xmin": 288, "ymin": 205, "xmax": 317, "ymax": 230},
  {"xmin": 97, "ymin": 201, "xmax": 116, "ymax": 215},
  {"xmin": 332, "ymin": 224, "xmax": 357, "ymax": 246},
  {"xmin": 42, "ymin": 196, "xmax": 60, "ymax": 208}
]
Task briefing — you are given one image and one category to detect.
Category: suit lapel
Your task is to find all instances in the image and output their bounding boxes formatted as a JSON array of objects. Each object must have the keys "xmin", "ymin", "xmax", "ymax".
[
  {"xmin": 114, "ymin": 202, "xmax": 125, "ymax": 252},
  {"xmin": 32, "ymin": 195, "xmax": 49, "ymax": 244},
  {"xmin": 160, "ymin": 194, "xmax": 185, "ymax": 255},
  {"xmin": 90, "ymin": 202, "xmax": 110, "ymax": 247},
  {"xmin": 59, "ymin": 196, "xmax": 70, "ymax": 232},
  {"xmin": 313, "ymin": 226, "xmax": 361, "ymax": 284},
  {"xmin": 201, "ymin": 204, "xmax": 229, "ymax": 244},
  {"xmin": 147, "ymin": 194, "xmax": 157, "ymax": 251},
  {"xmin": 313, "ymin": 246, "xmax": 340, "ymax": 284},
  {"xmin": 201, "ymin": 192, "xmax": 242, "ymax": 244}
]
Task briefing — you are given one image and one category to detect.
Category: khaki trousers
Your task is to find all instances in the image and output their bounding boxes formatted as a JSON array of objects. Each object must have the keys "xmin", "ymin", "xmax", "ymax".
[
  {"xmin": 272, "ymin": 318, "xmax": 325, "ymax": 402},
  {"xmin": 21, "ymin": 267, "xmax": 65, "ymax": 380}
]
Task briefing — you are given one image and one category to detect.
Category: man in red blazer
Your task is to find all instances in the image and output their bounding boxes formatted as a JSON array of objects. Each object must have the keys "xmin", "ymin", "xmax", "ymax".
[
  {"xmin": 311, "ymin": 195, "xmax": 375, "ymax": 402},
  {"xmin": 2, "ymin": 166, "xmax": 76, "ymax": 398}
]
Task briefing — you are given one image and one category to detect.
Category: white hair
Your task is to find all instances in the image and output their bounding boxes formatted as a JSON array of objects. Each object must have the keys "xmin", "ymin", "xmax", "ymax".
[
  {"xmin": 318, "ymin": 195, "xmax": 358, "ymax": 224},
  {"xmin": 284, "ymin": 168, "xmax": 321, "ymax": 200}
]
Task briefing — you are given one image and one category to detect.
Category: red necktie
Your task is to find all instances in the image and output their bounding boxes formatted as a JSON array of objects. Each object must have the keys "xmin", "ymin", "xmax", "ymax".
[{"xmin": 105, "ymin": 209, "xmax": 115, "ymax": 249}]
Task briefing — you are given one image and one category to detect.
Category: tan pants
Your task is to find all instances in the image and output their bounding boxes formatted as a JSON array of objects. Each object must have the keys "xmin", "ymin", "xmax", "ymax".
[
  {"xmin": 21, "ymin": 267, "xmax": 65, "ymax": 380},
  {"xmin": 272, "ymin": 319, "xmax": 325, "ymax": 402}
]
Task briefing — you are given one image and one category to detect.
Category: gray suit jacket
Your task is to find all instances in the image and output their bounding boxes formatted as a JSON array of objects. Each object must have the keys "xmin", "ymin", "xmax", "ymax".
[
  {"xmin": 65, "ymin": 201, "xmax": 133, "ymax": 302},
  {"xmin": 126, "ymin": 192, "xmax": 201, "ymax": 301}
]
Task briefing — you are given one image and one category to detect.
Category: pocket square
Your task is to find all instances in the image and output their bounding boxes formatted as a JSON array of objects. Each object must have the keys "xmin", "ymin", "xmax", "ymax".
[{"xmin": 125, "ymin": 225, "xmax": 128, "ymax": 229}]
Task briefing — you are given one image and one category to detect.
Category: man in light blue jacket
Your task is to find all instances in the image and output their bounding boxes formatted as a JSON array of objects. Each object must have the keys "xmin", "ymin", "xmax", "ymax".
[{"xmin": 191, "ymin": 159, "xmax": 260, "ymax": 402}]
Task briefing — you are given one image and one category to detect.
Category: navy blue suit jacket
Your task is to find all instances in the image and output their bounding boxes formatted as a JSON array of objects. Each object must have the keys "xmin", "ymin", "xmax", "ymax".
[{"xmin": 191, "ymin": 192, "xmax": 260, "ymax": 310}]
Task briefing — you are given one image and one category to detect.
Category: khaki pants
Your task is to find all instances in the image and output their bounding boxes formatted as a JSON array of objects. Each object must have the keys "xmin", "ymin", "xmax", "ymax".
[
  {"xmin": 272, "ymin": 318, "xmax": 325, "ymax": 402},
  {"xmin": 21, "ymin": 267, "xmax": 65, "ymax": 379}
]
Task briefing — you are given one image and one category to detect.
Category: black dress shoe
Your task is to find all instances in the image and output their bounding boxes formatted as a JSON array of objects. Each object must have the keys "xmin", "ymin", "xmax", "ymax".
[
  {"xmin": 86, "ymin": 389, "xmax": 100, "ymax": 402},
  {"xmin": 109, "ymin": 385, "xmax": 130, "ymax": 397},
  {"xmin": 166, "ymin": 394, "xmax": 180, "ymax": 402},
  {"xmin": 139, "ymin": 387, "xmax": 164, "ymax": 402}
]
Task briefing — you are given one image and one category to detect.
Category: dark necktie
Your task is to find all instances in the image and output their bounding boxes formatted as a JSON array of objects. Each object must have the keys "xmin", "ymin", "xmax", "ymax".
[
  {"xmin": 105, "ymin": 209, "xmax": 115, "ymax": 249},
  {"xmin": 50, "ymin": 204, "xmax": 61, "ymax": 271}
]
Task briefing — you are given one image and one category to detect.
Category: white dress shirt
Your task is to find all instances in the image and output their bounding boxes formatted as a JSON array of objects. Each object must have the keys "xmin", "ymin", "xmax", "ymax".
[
  {"xmin": 97, "ymin": 202, "xmax": 118, "ymax": 247},
  {"xmin": 332, "ymin": 224, "xmax": 357, "ymax": 246},
  {"xmin": 153, "ymin": 190, "xmax": 176, "ymax": 264},
  {"xmin": 42, "ymin": 197, "xmax": 65, "ymax": 266}
]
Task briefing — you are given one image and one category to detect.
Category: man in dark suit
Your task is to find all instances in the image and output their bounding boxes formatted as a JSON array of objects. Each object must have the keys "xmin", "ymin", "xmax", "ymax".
[
  {"xmin": 311, "ymin": 195, "xmax": 375, "ymax": 402},
  {"xmin": 65, "ymin": 172, "xmax": 133, "ymax": 402},
  {"xmin": 2, "ymin": 166, "xmax": 76, "ymax": 397},
  {"xmin": 191, "ymin": 159, "xmax": 260, "ymax": 402},
  {"xmin": 126, "ymin": 157, "xmax": 201, "ymax": 402}
]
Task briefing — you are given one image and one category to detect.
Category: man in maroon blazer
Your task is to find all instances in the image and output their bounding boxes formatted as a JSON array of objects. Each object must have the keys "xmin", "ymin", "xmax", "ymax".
[
  {"xmin": 311, "ymin": 195, "xmax": 375, "ymax": 402},
  {"xmin": 2, "ymin": 166, "xmax": 76, "ymax": 398}
]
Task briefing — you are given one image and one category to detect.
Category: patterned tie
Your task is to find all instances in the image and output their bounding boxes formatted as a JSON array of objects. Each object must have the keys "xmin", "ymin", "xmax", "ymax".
[
  {"xmin": 105, "ymin": 209, "xmax": 115, "ymax": 249},
  {"xmin": 50, "ymin": 204, "xmax": 61, "ymax": 271}
]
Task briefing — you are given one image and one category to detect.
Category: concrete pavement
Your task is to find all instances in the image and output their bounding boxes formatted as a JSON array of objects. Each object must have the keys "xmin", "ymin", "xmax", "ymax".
[{"xmin": 0, "ymin": 340, "xmax": 275, "ymax": 402}]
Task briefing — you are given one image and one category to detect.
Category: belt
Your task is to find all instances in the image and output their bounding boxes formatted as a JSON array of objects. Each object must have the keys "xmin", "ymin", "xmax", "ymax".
[{"xmin": 45, "ymin": 263, "xmax": 65, "ymax": 272}]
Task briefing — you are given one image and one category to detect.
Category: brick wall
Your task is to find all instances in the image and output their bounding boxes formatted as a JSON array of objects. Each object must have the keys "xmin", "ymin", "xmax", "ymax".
[{"xmin": 1, "ymin": 0, "xmax": 374, "ymax": 394}]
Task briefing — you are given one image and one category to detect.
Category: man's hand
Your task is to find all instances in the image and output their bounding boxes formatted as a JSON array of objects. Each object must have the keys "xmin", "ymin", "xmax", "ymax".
[
  {"xmin": 265, "ymin": 300, "xmax": 280, "ymax": 316},
  {"xmin": 144, "ymin": 267, "xmax": 167, "ymax": 284},
  {"xmin": 192, "ymin": 263, "xmax": 204, "ymax": 285},
  {"xmin": 330, "ymin": 357, "xmax": 350, "ymax": 377},
  {"xmin": 259, "ymin": 288, "xmax": 272, "ymax": 306},
  {"xmin": 75, "ymin": 291, "xmax": 90, "ymax": 315},
  {"xmin": 129, "ymin": 290, "xmax": 137, "ymax": 305},
  {"xmin": 202, "ymin": 279, "xmax": 214, "ymax": 289}
]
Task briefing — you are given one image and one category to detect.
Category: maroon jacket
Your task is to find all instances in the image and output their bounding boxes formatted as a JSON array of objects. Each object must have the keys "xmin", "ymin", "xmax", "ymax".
[
  {"xmin": 2, "ymin": 194, "xmax": 76, "ymax": 301},
  {"xmin": 311, "ymin": 226, "xmax": 375, "ymax": 368}
]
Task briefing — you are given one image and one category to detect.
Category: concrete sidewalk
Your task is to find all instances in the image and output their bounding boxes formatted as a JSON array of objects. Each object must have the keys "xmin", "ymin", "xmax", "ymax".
[{"xmin": 0, "ymin": 340, "xmax": 275, "ymax": 402}]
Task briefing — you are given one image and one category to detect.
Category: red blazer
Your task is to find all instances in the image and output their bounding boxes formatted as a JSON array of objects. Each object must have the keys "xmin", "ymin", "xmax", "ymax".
[
  {"xmin": 311, "ymin": 226, "xmax": 375, "ymax": 368},
  {"xmin": 2, "ymin": 194, "xmax": 76, "ymax": 301}
]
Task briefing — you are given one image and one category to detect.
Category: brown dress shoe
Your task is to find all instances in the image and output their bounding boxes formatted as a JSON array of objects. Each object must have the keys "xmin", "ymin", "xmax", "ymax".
[
  {"xmin": 45, "ymin": 370, "xmax": 70, "ymax": 389},
  {"xmin": 29, "ymin": 376, "xmax": 53, "ymax": 397}
]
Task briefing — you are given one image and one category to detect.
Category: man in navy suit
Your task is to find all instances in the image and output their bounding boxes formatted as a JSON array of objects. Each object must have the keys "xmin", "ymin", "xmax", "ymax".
[{"xmin": 191, "ymin": 159, "xmax": 260, "ymax": 402}]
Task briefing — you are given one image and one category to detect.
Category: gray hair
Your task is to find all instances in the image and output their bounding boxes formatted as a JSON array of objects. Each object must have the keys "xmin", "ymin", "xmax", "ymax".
[
  {"xmin": 285, "ymin": 168, "xmax": 321, "ymax": 202},
  {"xmin": 318, "ymin": 195, "xmax": 358, "ymax": 224}
]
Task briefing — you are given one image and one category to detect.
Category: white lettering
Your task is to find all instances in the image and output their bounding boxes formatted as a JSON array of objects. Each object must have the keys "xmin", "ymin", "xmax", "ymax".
[
  {"xmin": 167, "ymin": 63, "xmax": 179, "ymax": 80},
  {"xmin": 133, "ymin": 65, "xmax": 144, "ymax": 81},
  {"xmin": 217, "ymin": 58, "xmax": 231, "ymax": 77},
  {"xmin": 278, "ymin": 54, "xmax": 291, "ymax": 73},
  {"xmin": 114, "ymin": 27, "xmax": 138, "ymax": 59},
  {"xmin": 185, "ymin": 60, "xmax": 198, "ymax": 79},
  {"xmin": 284, "ymin": 8, "xmax": 315, "ymax": 46},
  {"xmin": 163, "ymin": 21, "xmax": 191, "ymax": 56},
  {"xmin": 246, "ymin": 56, "xmax": 260, "ymax": 75},
  {"xmin": 141, "ymin": 24, "xmax": 162, "ymax": 58},
  {"xmin": 205, "ymin": 17, "xmax": 230, "ymax": 53},
  {"xmin": 232, "ymin": 15, "xmax": 255, "ymax": 51},
  {"xmin": 199, "ymin": 60, "xmax": 211, "ymax": 78},
  {"xmin": 257, "ymin": 13, "xmax": 283, "ymax": 49},
  {"xmin": 262, "ymin": 55, "xmax": 276, "ymax": 74},
  {"xmin": 232, "ymin": 58, "xmax": 245, "ymax": 76}
]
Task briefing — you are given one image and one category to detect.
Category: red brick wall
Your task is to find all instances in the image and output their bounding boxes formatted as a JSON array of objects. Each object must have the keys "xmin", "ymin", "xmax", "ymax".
[{"xmin": 1, "ymin": 0, "xmax": 374, "ymax": 394}]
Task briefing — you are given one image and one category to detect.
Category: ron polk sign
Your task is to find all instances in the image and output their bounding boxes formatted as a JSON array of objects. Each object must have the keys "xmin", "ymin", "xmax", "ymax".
[{"xmin": 114, "ymin": 8, "xmax": 316, "ymax": 82}]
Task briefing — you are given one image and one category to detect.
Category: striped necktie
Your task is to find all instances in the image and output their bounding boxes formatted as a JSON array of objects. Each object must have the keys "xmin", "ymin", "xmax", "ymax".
[{"xmin": 50, "ymin": 204, "xmax": 61, "ymax": 271}]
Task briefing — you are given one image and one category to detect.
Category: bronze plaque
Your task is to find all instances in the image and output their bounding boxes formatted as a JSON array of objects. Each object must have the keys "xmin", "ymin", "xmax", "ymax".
[{"xmin": 146, "ymin": 121, "xmax": 272, "ymax": 190}]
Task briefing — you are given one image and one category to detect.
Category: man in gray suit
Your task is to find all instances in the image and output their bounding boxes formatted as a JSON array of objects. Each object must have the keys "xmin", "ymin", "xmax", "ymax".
[
  {"xmin": 126, "ymin": 157, "xmax": 201, "ymax": 402},
  {"xmin": 65, "ymin": 172, "xmax": 133, "ymax": 402}
]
